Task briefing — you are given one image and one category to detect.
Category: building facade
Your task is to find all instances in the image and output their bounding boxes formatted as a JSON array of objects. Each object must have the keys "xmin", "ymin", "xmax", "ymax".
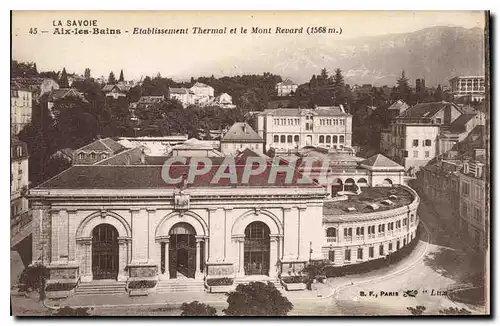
[
  {"xmin": 11, "ymin": 138, "xmax": 29, "ymax": 220},
  {"xmin": 276, "ymin": 79, "xmax": 298, "ymax": 96},
  {"xmin": 458, "ymin": 160, "xmax": 487, "ymax": 251},
  {"xmin": 389, "ymin": 102, "xmax": 463, "ymax": 170},
  {"xmin": 449, "ymin": 76, "xmax": 486, "ymax": 102},
  {"xmin": 256, "ymin": 106, "xmax": 353, "ymax": 154},
  {"xmin": 11, "ymin": 82, "xmax": 33, "ymax": 135}
]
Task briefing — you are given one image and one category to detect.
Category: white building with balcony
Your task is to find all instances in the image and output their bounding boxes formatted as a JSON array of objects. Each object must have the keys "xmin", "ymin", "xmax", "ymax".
[{"xmin": 449, "ymin": 76, "xmax": 486, "ymax": 102}]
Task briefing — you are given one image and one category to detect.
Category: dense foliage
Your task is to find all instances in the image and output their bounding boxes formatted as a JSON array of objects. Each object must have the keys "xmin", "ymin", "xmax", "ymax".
[
  {"xmin": 45, "ymin": 282, "xmax": 76, "ymax": 292},
  {"xmin": 206, "ymin": 278, "xmax": 234, "ymax": 287},
  {"xmin": 223, "ymin": 281, "xmax": 293, "ymax": 316},
  {"xmin": 180, "ymin": 301, "xmax": 217, "ymax": 316},
  {"xmin": 127, "ymin": 280, "xmax": 157, "ymax": 289},
  {"xmin": 18, "ymin": 263, "xmax": 50, "ymax": 300}
]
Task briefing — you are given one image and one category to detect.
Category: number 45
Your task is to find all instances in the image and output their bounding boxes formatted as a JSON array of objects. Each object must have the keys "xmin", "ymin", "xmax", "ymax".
[{"xmin": 29, "ymin": 28, "xmax": 37, "ymax": 35}]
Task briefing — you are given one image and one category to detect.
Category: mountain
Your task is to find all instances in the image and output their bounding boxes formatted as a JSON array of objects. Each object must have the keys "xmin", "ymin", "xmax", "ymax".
[
  {"xmin": 283, "ymin": 26, "xmax": 486, "ymax": 87},
  {"xmin": 199, "ymin": 26, "xmax": 485, "ymax": 87}
]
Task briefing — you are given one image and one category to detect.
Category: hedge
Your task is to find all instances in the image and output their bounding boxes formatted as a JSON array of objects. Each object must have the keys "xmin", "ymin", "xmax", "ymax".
[
  {"xmin": 206, "ymin": 277, "xmax": 233, "ymax": 286},
  {"xmin": 45, "ymin": 282, "xmax": 77, "ymax": 292},
  {"xmin": 127, "ymin": 280, "xmax": 157, "ymax": 289}
]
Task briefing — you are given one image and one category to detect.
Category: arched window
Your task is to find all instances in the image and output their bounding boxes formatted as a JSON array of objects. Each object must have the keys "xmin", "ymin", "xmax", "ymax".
[
  {"xmin": 287, "ymin": 135, "xmax": 293, "ymax": 143},
  {"xmin": 101, "ymin": 153, "xmax": 108, "ymax": 160},
  {"xmin": 294, "ymin": 135, "xmax": 299, "ymax": 143},
  {"xmin": 90, "ymin": 153, "xmax": 96, "ymax": 160},
  {"xmin": 326, "ymin": 135, "xmax": 331, "ymax": 143},
  {"xmin": 280, "ymin": 135, "xmax": 286, "ymax": 143},
  {"xmin": 332, "ymin": 135, "xmax": 338, "ymax": 143},
  {"xmin": 274, "ymin": 135, "xmax": 279, "ymax": 143},
  {"xmin": 78, "ymin": 152, "xmax": 85, "ymax": 160},
  {"xmin": 326, "ymin": 227, "xmax": 337, "ymax": 237},
  {"xmin": 339, "ymin": 136, "xmax": 345, "ymax": 143},
  {"xmin": 244, "ymin": 222, "xmax": 270, "ymax": 275},
  {"xmin": 357, "ymin": 178, "xmax": 368, "ymax": 186},
  {"xmin": 319, "ymin": 135, "xmax": 325, "ymax": 143},
  {"xmin": 383, "ymin": 178, "xmax": 393, "ymax": 186}
]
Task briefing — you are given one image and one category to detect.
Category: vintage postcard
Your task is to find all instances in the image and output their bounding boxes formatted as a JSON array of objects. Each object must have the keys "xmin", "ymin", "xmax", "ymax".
[{"xmin": 10, "ymin": 11, "xmax": 490, "ymax": 317}]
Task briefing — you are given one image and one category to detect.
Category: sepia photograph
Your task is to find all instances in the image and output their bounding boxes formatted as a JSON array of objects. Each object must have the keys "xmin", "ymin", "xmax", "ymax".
[{"xmin": 10, "ymin": 10, "xmax": 490, "ymax": 317}]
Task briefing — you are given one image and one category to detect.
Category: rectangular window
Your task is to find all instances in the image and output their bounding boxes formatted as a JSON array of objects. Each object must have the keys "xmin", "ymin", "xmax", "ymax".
[
  {"xmin": 462, "ymin": 182, "xmax": 470, "ymax": 197},
  {"xmin": 413, "ymin": 139, "xmax": 418, "ymax": 147},
  {"xmin": 413, "ymin": 151, "xmax": 418, "ymax": 158},
  {"xmin": 389, "ymin": 243, "xmax": 393, "ymax": 251},
  {"xmin": 357, "ymin": 248, "xmax": 363, "ymax": 260},
  {"xmin": 328, "ymin": 250, "xmax": 335, "ymax": 262},
  {"xmin": 344, "ymin": 228, "xmax": 348, "ymax": 237},
  {"xmin": 369, "ymin": 247, "xmax": 374, "ymax": 258},
  {"xmin": 345, "ymin": 249, "xmax": 351, "ymax": 261},
  {"xmin": 379, "ymin": 245, "xmax": 384, "ymax": 256},
  {"xmin": 425, "ymin": 139, "xmax": 432, "ymax": 146},
  {"xmin": 425, "ymin": 151, "xmax": 430, "ymax": 158},
  {"xmin": 474, "ymin": 207, "xmax": 481, "ymax": 221}
]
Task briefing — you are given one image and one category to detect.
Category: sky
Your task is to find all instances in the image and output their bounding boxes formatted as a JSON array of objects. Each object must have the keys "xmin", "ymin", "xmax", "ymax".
[{"xmin": 12, "ymin": 11, "xmax": 486, "ymax": 82}]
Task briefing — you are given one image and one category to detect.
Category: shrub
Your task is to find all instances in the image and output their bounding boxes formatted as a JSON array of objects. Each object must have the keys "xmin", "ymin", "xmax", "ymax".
[
  {"xmin": 206, "ymin": 278, "xmax": 233, "ymax": 287},
  {"xmin": 281, "ymin": 276, "xmax": 307, "ymax": 284},
  {"xmin": 181, "ymin": 301, "xmax": 217, "ymax": 316},
  {"xmin": 45, "ymin": 282, "xmax": 76, "ymax": 292},
  {"xmin": 18, "ymin": 263, "xmax": 50, "ymax": 300},
  {"xmin": 127, "ymin": 280, "xmax": 157, "ymax": 289},
  {"xmin": 224, "ymin": 281, "xmax": 293, "ymax": 316},
  {"xmin": 52, "ymin": 306, "xmax": 91, "ymax": 316}
]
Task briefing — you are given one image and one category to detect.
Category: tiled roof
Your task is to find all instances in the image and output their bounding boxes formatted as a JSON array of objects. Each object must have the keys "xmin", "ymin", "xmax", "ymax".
[
  {"xmin": 47, "ymin": 88, "xmax": 85, "ymax": 101},
  {"xmin": 221, "ymin": 122, "xmax": 264, "ymax": 143},
  {"xmin": 448, "ymin": 114, "xmax": 477, "ymax": 132},
  {"xmin": 360, "ymin": 154, "xmax": 403, "ymax": 170},
  {"xmin": 35, "ymin": 155, "xmax": 321, "ymax": 189},
  {"xmin": 172, "ymin": 138, "xmax": 215, "ymax": 150},
  {"xmin": 387, "ymin": 100, "xmax": 409, "ymax": 112},
  {"xmin": 397, "ymin": 102, "xmax": 457, "ymax": 119},
  {"xmin": 77, "ymin": 138, "xmax": 126, "ymax": 153},
  {"xmin": 191, "ymin": 82, "xmax": 212, "ymax": 88},
  {"xmin": 277, "ymin": 79, "xmax": 296, "ymax": 86}
]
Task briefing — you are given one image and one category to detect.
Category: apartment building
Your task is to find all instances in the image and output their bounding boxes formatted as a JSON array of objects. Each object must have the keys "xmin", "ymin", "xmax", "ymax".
[
  {"xmin": 11, "ymin": 81, "xmax": 33, "ymax": 135},
  {"xmin": 449, "ymin": 76, "xmax": 486, "ymax": 102},
  {"xmin": 256, "ymin": 106, "xmax": 353, "ymax": 154}
]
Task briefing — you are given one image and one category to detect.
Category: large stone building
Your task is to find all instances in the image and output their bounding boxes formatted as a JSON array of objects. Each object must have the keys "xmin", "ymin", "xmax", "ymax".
[
  {"xmin": 11, "ymin": 81, "xmax": 33, "ymax": 135},
  {"xmin": 276, "ymin": 79, "xmax": 298, "ymax": 96},
  {"xmin": 449, "ymin": 76, "xmax": 486, "ymax": 102},
  {"xmin": 28, "ymin": 138, "xmax": 419, "ymax": 293},
  {"xmin": 256, "ymin": 106, "xmax": 353, "ymax": 154}
]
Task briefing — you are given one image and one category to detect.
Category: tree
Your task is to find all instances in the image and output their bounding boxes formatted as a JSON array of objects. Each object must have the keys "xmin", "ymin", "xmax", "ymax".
[
  {"xmin": 180, "ymin": 301, "xmax": 217, "ymax": 316},
  {"xmin": 84, "ymin": 68, "xmax": 91, "ymax": 80},
  {"xmin": 434, "ymin": 84, "xmax": 443, "ymax": 101},
  {"xmin": 59, "ymin": 68, "xmax": 69, "ymax": 88},
  {"xmin": 53, "ymin": 306, "xmax": 92, "ymax": 316},
  {"xmin": 223, "ymin": 282, "xmax": 293, "ymax": 316},
  {"xmin": 18, "ymin": 263, "xmax": 49, "ymax": 301},
  {"xmin": 332, "ymin": 68, "xmax": 346, "ymax": 105},
  {"xmin": 396, "ymin": 70, "xmax": 411, "ymax": 103},
  {"xmin": 108, "ymin": 71, "xmax": 117, "ymax": 85},
  {"xmin": 119, "ymin": 69, "xmax": 124, "ymax": 82}
]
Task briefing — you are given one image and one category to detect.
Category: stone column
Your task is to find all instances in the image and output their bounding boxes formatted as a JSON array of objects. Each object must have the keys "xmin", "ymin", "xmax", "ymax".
[
  {"xmin": 50, "ymin": 209, "xmax": 60, "ymax": 264},
  {"xmin": 269, "ymin": 235, "xmax": 279, "ymax": 278},
  {"xmin": 78, "ymin": 237, "xmax": 92, "ymax": 282},
  {"xmin": 234, "ymin": 236, "xmax": 245, "ymax": 277},
  {"xmin": 68, "ymin": 209, "xmax": 77, "ymax": 262},
  {"xmin": 161, "ymin": 239, "xmax": 170, "ymax": 280},
  {"xmin": 117, "ymin": 237, "xmax": 129, "ymax": 281},
  {"xmin": 195, "ymin": 236, "xmax": 204, "ymax": 280}
]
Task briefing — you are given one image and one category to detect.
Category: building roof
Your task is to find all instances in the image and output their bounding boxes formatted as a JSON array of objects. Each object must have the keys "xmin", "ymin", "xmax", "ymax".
[
  {"xmin": 221, "ymin": 122, "xmax": 264, "ymax": 143},
  {"xmin": 12, "ymin": 77, "xmax": 58, "ymax": 87},
  {"xmin": 191, "ymin": 82, "xmax": 212, "ymax": 89},
  {"xmin": 448, "ymin": 114, "xmax": 477, "ymax": 132},
  {"xmin": 11, "ymin": 80, "xmax": 30, "ymax": 92},
  {"xmin": 169, "ymin": 88, "xmax": 193, "ymax": 95},
  {"xmin": 259, "ymin": 106, "xmax": 349, "ymax": 117},
  {"xmin": 76, "ymin": 138, "xmax": 126, "ymax": 153},
  {"xmin": 34, "ymin": 153, "xmax": 321, "ymax": 190},
  {"xmin": 171, "ymin": 138, "xmax": 219, "ymax": 152},
  {"xmin": 277, "ymin": 79, "xmax": 296, "ymax": 86},
  {"xmin": 360, "ymin": 154, "xmax": 404, "ymax": 170},
  {"xmin": 138, "ymin": 96, "xmax": 165, "ymax": 103},
  {"xmin": 397, "ymin": 101, "xmax": 458, "ymax": 119},
  {"xmin": 386, "ymin": 100, "xmax": 409, "ymax": 112},
  {"xmin": 47, "ymin": 88, "xmax": 85, "ymax": 101},
  {"xmin": 102, "ymin": 84, "xmax": 132, "ymax": 93}
]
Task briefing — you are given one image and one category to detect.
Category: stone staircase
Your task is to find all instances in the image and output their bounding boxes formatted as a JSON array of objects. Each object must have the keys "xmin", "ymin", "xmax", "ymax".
[
  {"xmin": 156, "ymin": 279, "xmax": 205, "ymax": 293},
  {"xmin": 75, "ymin": 280, "xmax": 127, "ymax": 296}
]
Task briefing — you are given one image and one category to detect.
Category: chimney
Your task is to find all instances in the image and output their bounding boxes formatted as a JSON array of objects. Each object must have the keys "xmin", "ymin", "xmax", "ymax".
[
  {"xmin": 243, "ymin": 123, "xmax": 247, "ymax": 133},
  {"xmin": 339, "ymin": 104, "xmax": 345, "ymax": 113},
  {"xmin": 141, "ymin": 148, "xmax": 146, "ymax": 164}
]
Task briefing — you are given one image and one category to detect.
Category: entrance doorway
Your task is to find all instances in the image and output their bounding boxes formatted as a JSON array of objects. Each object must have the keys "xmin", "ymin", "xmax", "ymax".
[
  {"xmin": 169, "ymin": 223, "xmax": 196, "ymax": 279},
  {"xmin": 92, "ymin": 224, "xmax": 119, "ymax": 280},
  {"xmin": 244, "ymin": 221, "xmax": 270, "ymax": 275}
]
